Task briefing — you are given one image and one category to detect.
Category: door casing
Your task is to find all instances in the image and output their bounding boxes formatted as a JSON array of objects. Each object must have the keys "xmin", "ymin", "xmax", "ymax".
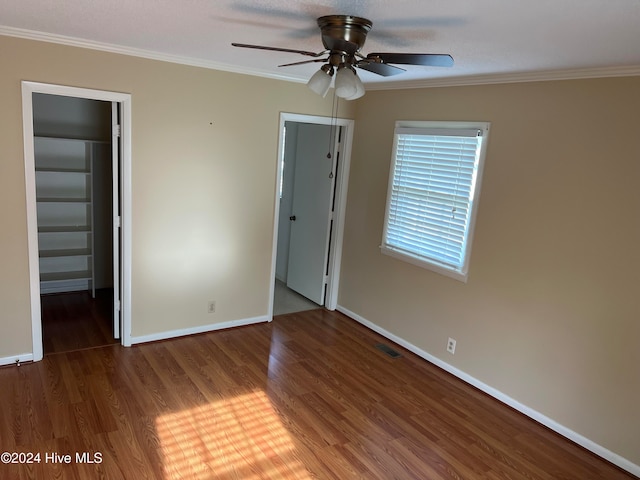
[
  {"xmin": 268, "ymin": 112, "xmax": 354, "ymax": 317},
  {"xmin": 21, "ymin": 81, "xmax": 133, "ymax": 360}
]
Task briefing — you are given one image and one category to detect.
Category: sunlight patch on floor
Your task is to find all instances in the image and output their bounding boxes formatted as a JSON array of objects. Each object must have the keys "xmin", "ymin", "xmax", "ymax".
[{"xmin": 156, "ymin": 389, "xmax": 312, "ymax": 479}]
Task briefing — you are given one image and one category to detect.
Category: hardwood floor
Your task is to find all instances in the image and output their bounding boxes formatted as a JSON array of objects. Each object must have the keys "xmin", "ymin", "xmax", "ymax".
[
  {"xmin": 0, "ymin": 309, "xmax": 636, "ymax": 479},
  {"xmin": 41, "ymin": 289, "xmax": 117, "ymax": 355}
]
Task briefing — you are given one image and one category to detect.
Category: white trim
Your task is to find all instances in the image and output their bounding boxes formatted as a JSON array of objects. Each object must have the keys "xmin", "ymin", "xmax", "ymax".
[
  {"xmin": 336, "ymin": 305, "xmax": 640, "ymax": 478},
  {"xmin": 326, "ymin": 120, "xmax": 353, "ymax": 309},
  {"xmin": 381, "ymin": 120, "xmax": 490, "ymax": 284},
  {"xmin": 0, "ymin": 26, "xmax": 305, "ymax": 84},
  {"xmin": 380, "ymin": 246, "xmax": 468, "ymax": 283},
  {"xmin": 3, "ymin": 26, "xmax": 639, "ymax": 90},
  {"xmin": 268, "ymin": 113, "xmax": 354, "ymax": 317},
  {"xmin": 21, "ymin": 88, "xmax": 43, "ymax": 361},
  {"xmin": 365, "ymin": 65, "xmax": 640, "ymax": 90},
  {"xmin": 21, "ymin": 81, "xmax": 133, "ymax": 359},
  {"xmin": 119, "ymin": 94, "xmax": 133, "ymax": 348},
  {"xmin": 130, "ymin": 315, "xmax": 270, "ymax": 345},
  {"xmin": 111, "ymin": 101, "xmax": 120, "ymax": 339},
  {"xmin": 0, "ymin": 353, "xmax": 34, "ymax": 367}
]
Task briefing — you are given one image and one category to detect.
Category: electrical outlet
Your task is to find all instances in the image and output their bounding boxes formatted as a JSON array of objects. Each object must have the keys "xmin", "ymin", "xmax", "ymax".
[
  {"xmin": 447, "ymin": 337, "xmax": 456, "ymax": 355},
  {"xmin": 208, "ymin": 300, "xmax": 216, "ymax": 314}
]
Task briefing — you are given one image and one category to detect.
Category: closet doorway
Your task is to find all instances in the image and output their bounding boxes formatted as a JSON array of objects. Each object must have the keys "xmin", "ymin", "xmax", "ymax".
[
  {"xmin": 22, "ymin": 82, "xmax": 132, "ymax": 361},
  {"xmin": 34, "ymin": 94, "xmax": 115, "ymax": 354},
  {"xmin": 270, "ymin": 113, "xmax": 354, "ymax": 317}
]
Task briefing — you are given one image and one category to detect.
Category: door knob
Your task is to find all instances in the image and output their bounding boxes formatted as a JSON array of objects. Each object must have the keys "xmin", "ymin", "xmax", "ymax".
[{"xmin": 289, "ymin": 215, "xmax": 296, "ymax": 221}]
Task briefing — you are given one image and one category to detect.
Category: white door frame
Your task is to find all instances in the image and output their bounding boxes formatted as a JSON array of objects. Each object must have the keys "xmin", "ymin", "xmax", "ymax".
[
  {"xmin": 111, "ymin": 101, "xmax": 121, "ymax": 339},
  {"xmin": 268, "ymin": 112, "xmax": 354, "ymax": 317},
  {"xmin": 21, "ymin": 81, "xmax": 133, "ymax": 360}
]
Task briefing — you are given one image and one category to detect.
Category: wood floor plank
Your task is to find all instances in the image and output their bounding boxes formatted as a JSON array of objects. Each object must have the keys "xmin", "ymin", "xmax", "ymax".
[
  {"xmin": 1, "ymin": 309, "xmax": 637, "ymax": 479},
  {"xmin": 41, "ymin": 289, "xmax": 117, "ymax": 355}
]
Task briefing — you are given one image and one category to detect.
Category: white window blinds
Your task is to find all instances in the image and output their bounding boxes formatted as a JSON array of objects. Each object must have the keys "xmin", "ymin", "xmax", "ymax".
[{"xmin": 381, "ymin": 123, "xmax": 488, "ymax": 281}]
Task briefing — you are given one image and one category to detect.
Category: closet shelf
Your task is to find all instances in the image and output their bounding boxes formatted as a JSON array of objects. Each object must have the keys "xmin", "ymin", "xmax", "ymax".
[
  {"xmin": 36, "ymin": 167, "xmax": 90, "ymax": 174},
  {"xmin": 34, "ymin": 134, "xmax": 109, "ymax": 144},
  {"xmin": 37, "ymin": 197, "xmax": 91, "ymax": 203},
  {"xmin": 40, "ymin": 271, "xmax": 93, "ymax": 282},
  {"xmin": 39, "ymin": 248, "xmax": 92, "ymax": 258},
  {"xmin": 38, "ymin": 225, "xmax": 91, "ymax": 233},
  {"xmin": 36, "ymin": 135, "xmax": 96, "ymax": 297}
]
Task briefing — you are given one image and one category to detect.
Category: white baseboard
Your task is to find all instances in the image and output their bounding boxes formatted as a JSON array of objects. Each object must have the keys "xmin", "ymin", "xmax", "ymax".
[
  {"xmin": 130, "ymin": 314, "xmax": 270, "ymax": 345},
  {"xmin": 336, "ymin": 305, "xmax": 640, "ymax": 478},
  {"xmin": 0, "ymin": 353, "xmax": 34, "ymax": 367},
  {"xmin": 3, "ymin": 315, "xmax": 270, "ymax": 364}
]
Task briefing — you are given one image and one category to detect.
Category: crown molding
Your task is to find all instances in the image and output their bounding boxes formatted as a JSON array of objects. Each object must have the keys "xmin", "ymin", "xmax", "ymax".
[
  {"xmin": 0, "ymin": 25, "xmax": 306, "ymax": 84},
  {"xmin": 364, "ymin": 65, "xmax": 640, "ymax": 91},
  {"xmin": 3, "ymin": 25, "xmax": 640, "ymax": 89}
]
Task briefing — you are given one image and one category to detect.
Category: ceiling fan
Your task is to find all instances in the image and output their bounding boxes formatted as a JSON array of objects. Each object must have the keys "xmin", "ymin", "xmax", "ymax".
[{"xmin": 232, "ymin": 15, "xmax": 454, "ymax": 100}]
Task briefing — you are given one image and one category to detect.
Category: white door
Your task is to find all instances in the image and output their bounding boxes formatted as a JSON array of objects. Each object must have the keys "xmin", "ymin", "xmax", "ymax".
[
  {"xmin": 111, "ymin": 102, "xmax": 121, "ymax": 338},
  {"xmin": 286, "ymin": 123, "xmax": 337, "ymax": 305}
]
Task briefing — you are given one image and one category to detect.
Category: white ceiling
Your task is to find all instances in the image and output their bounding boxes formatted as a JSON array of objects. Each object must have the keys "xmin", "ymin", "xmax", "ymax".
[{"xmin": 2, "ymin": 0, "xmax": 640, "ymax": 89}]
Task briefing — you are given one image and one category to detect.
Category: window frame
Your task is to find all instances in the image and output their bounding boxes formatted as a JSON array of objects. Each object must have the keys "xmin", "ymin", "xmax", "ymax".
[{"xmin": 380, "ymin": 120, "xmax": 490, "ymax": 283}]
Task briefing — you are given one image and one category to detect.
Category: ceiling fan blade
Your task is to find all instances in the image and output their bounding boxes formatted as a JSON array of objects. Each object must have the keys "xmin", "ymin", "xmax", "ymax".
[
  {"xmin": 231, "ymin": 43, "xmax": 326, "ymax": 58},
  {"xmin": 279, "ymin": 58, "xmax": 329, "ymax": 67},
  {"xmin": 356, "ymin": 61, "xmax": 406, "ymax": 77},
  {"xmin": 367, "ymin": 53, "xmax": 454, "ymax": 67}
]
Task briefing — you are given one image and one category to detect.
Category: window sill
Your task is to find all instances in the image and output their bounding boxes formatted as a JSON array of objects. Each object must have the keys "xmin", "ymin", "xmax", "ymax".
[{"xmin": 380, "ymin": 245, "xmax": 468, "ymax": 283}]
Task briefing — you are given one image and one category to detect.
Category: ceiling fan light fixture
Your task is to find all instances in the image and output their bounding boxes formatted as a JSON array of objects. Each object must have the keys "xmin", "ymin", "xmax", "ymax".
[
  {"xmin": 335, "ymin": 65, "xmax": 358, "ymax": 99},
  {"xmin": 345, "ymin": 73, "xmax": 365, "ymax": 100},
  {"xmin": 307, "ymin": 64, "xmax": 334, "ymax": 97},
  {"xmin": 232, "ymin": 14, "xmax": 454, "ymax": 100}
]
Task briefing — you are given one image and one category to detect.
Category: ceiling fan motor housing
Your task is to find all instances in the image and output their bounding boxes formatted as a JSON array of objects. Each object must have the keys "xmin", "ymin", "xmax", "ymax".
[{"xmin": 318, "ymin": 15, "xmax": 372, "ymax": 60}]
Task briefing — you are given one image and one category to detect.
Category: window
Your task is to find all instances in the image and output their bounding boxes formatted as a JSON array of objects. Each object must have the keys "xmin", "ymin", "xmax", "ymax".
[{"xmin": 381, "ymin": 121, "xmax": 490, "ymax": 282}]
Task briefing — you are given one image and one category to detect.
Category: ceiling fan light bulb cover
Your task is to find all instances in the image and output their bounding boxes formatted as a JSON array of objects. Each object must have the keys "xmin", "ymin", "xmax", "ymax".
[
  {"xmin": 335, "ymin": 67, "xmax": 358, "ymax": 98},
  {"xmin": 307, "ymin": 68, "xmax": 333, "ymax": 97},
  {"xmin": 345, "ymin": 74, "xmax": 365, "ymax": 100}
]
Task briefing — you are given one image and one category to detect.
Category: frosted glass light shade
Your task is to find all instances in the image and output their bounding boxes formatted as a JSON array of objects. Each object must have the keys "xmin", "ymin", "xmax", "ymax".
[
  {"xmin": 307, "ymin": 68, "xmax": 333, "ymax": 97},
  {"xmin": 335, "ymin": 67, "xmax": 358, "ymax": 98},
  {"xmin": 345, "ymin": 74, "xmax": 365, "ymax": 100}
]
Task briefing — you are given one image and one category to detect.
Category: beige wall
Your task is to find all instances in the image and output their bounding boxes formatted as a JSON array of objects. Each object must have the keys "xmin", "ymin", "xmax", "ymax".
[
  {"xmin": 339, "ymin": 78, "xmax": 640, "ymax": 465},
  {"xmin": 0, "ymin": 35, "xmax": 354, "ymax": 354},
  {"xmin": 2, "ymin": 32, "xmax": 638, "ymax": 470}
]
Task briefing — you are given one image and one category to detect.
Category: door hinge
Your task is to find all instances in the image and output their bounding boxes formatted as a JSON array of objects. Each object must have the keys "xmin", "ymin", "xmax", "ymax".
[
  {"xmin": 112, "ymin": 124, "xmax": 121, "ymax": 137},
  {"xmin": 116, "ymin": 299, "xmax": 121, "ymax": 311},
  {"xmin": 115, "ymin": 216, "xmax": 121, "ymax": 228}
]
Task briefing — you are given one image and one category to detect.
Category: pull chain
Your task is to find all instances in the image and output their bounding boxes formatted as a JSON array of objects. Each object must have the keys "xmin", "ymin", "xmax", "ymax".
[
  {"xmin": 327, "ymin": 92, "xmax": 339, "ymax": 179},
  {"xmin": 328, "ymin": 91, "xmax": 339, "ymax": 159}
]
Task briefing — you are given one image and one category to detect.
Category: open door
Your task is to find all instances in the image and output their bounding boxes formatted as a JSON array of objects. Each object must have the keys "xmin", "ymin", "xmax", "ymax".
[
  {"xmin": 286, "ymin": 123, "xmax": 339, "ymax": 305},
  {"xmin": 111, "ymin": 102, "xmax": 121, "ymax": 339}
]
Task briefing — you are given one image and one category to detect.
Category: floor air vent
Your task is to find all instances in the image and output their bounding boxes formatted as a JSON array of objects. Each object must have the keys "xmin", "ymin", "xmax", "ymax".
[{"xmin": 375, "ymin": 343, "xmax": 402, "ymax": 358}]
